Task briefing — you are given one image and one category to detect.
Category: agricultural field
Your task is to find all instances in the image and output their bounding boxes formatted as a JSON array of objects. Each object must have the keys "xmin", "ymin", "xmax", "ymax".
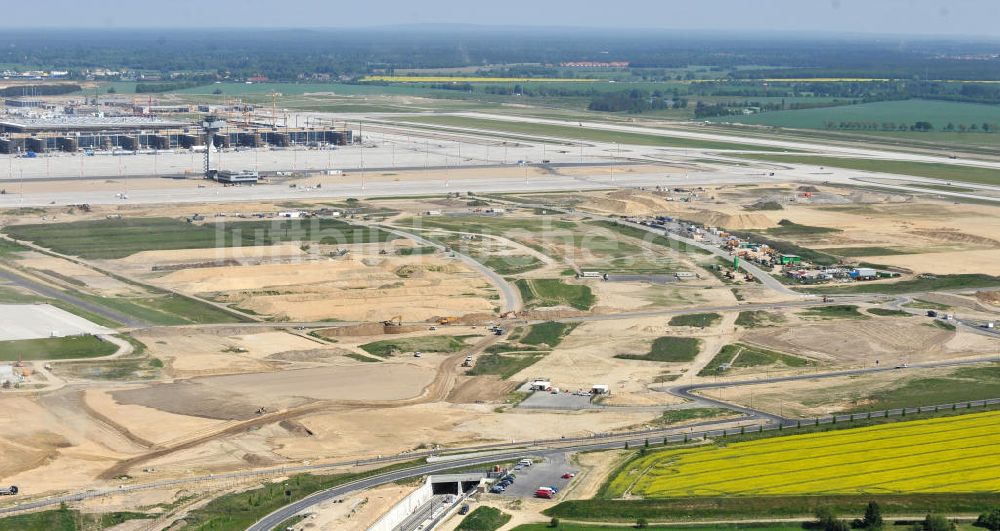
[
  {"xmin": 725, "ymin": 99, "xmax": 1000, "ymax": 131},
  {"xmin": 606, "ymin": 411, "xmax": 1000, "ymax": 498}
]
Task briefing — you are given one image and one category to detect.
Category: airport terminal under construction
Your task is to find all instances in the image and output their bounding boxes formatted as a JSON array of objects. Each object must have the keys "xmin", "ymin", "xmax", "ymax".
[{"xmin": 0, "ymin": 115, "xmax": 354, "ymax": 154}]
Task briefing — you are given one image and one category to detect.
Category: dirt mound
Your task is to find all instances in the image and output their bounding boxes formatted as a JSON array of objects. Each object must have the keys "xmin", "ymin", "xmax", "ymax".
[
  {"xmin": 279, "ymin": 420, "xmax": 315, "ymax": 436},
  {"xmin": 317, "ymin": 322, "xmax": 425, "ymax": 338},
  {"xmin": 910, "ymin": 229, "xmax": 1000, "ymax": 247},
  {"xmin": 683, "ymin": 209, "xmax": 775, "ymax": 230},
  {"xmin": 848, "ymin": 191, "xmax": 912, "ymax": 204},
  {"xmin": 797, "ymin": 185, "xmax": 820, "ymax": 193},
  {"xmin": 584, "ymin": 190, "xmax": 676, "ymax": 216},
  {"xmin": 519, "ymin": 309, "xmax": 589, "ymax": 320},
  {"xmin": 242, "ymin": 453, "xmax": 277, "ymax": 466},
  {"xmin": 427, "ymin": 312, "xmax": 497, "ymax": 325},
  {"xmin": 744, "ymin": 200, "xmax": 783, "ymax": 211},
  {"xmin": 266, "ymin": 348, "xmax": 352, "ymax": 362},
  {"xmin": 975, "ymin": 290, "xmax": 1000, "ymax": 307}
]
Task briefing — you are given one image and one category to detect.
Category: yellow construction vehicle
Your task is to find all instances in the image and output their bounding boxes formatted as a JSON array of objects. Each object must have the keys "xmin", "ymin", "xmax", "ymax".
[
  {"xmin": 437, "ymin": 316, "xmax": 459, "ymax": 325},
  {"xmin": 383, "ymin": 315, "xmax": 403, "ymax": 327}
]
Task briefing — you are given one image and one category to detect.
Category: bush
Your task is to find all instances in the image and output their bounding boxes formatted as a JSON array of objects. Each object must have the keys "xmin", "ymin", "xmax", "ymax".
[
  {"xmin": 853, "ymin": 500, "xmax": 883, "ymax": 530},
  {"xmin": 916, "ymin": 514, "xmax": 956, "ymax": 531},
  {"xmin": 976, "ymin": 508, "xmax": 1000, "ymax": 531},
  {"xmin": 549, "ymin": 517, "xmax": 561, "ymax": 528},
  {"xmin": 636, "ymin": 517, "xmax": 649, "ymax": 528}
]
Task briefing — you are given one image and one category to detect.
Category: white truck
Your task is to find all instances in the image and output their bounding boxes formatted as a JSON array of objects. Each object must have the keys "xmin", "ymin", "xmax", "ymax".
[{"xmin": 0, "ymin": 485, "xmax": 18, "ymax": 496}]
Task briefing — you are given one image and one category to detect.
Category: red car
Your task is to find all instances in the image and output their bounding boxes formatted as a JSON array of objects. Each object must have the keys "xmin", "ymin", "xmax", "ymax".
[{"xmin": 561, "ymin": 473, "xmax": 575, "ymax": 479}]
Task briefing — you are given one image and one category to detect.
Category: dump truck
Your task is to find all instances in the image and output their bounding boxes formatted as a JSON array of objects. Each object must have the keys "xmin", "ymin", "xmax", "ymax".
[{"xmin": 437, "ymin": 316, "xmax": 459, "ymax": 325}]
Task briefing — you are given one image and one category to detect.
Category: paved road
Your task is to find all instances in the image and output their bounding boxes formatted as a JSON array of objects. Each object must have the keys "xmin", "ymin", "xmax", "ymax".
[
  {"xmin": 0, "ymin": 267, "xmax": 145, "ymax": 327},
  {"xmin": 244, "ymin": 416, "xmax": 763, "ymax": 531}
]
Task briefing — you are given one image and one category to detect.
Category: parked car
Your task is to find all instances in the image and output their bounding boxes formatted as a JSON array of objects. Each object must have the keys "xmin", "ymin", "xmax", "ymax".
[
  {"xmin": 561, "ymin": 473, "xmax": 575, "ymax": 479},
  {"xmin": 458, "ymin": 504, "xmax": 470, "ymax": 515}
]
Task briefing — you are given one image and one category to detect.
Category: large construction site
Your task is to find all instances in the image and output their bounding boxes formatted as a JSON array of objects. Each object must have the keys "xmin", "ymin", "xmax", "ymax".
[{"xmin": 0, "ymin": 85, "xmax": 999, "ymax": 531}]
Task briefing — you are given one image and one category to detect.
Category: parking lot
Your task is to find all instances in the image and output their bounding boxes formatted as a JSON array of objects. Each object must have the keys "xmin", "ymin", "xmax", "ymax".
[
  {"xmin": 518, "ymin": 390, "xmax": 596, "ymax": 410},
  {"xmin": 493, "ymin": 452, "xmax": 577, "ymax": 499}
]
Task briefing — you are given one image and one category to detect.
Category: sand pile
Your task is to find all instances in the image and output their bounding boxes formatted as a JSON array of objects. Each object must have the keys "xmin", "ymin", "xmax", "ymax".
[
  {"xmin": 584, "ymin": 190, "xmax": 676, "ymax": 216},
  {"xmin": 975, "ymin": 290, "xmax": 1000, "ymax": 308},
  {"xmin": 683, "ymin": 209, "xmax": 775, "ymax": 230}
]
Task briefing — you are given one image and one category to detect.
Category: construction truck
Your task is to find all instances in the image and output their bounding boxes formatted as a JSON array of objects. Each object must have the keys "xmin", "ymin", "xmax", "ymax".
[
  {"xmin": 437, "ymin": 316, "xmax": 459, "ymax": 325},
  {"xmin": 0, "ymin": 486, "xmax": 18, "ymax": 496}
]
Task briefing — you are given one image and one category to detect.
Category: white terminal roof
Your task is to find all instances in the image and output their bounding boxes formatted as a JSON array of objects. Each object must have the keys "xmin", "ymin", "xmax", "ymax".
[{"xmin": 0, "ymin": 115, "xmax": 189, "ymax": 132}]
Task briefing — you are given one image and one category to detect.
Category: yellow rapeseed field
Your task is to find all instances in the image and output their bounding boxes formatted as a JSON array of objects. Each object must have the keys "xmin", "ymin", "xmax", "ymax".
[{"xmin": 608, "ymin": 410, "xmax": 1000, "ymax": 498}]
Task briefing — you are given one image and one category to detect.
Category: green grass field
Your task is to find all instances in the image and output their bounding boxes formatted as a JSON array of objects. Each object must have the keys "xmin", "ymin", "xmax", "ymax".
[
  {"xmin": 68, "ymin": 290, "xmax": 245, "ymax": 326},
  {"xmin": 457, "ymin": 506, "xmax": 511, "ymax": 531},
  {"xmin": 515, "ymin": 279, "xmax": 595, "ymax": 311},
  {"xmin": 545, "ymin": 493, "xmax": 998, "ymax": 524},
  {"xmin": 699, "ymin": 343, "xmax": 811, "ymax": 376},
  {"xmin": 734, "ymin": 310, "xmax": 783, "ymax": 328},
  {"xmin": 615, "ymin": 336, "xmax": 701, "ymax": 363},
  {"xmin": 466, "ymin": 352, "xmax": 546, "ymax": 379},
  {"xmin": 3, "ymin": 217, "xmax": 393, "ymax": 259},
  {"xmin": 399, "ymin": 115, "xmax": 788, "ymax": 151},
  {"xmin": 726, "ymin": 99, "xmax": 1000, "ymax": 131},
  {"xmin": 802, "ymin": 274, "xmax": 1000, "ymax": 295},
  {"xmin": 359, "ymin": 335, "xmax": 472, "ymax": 358},
  {"xmin": 867, "ymin": 308, "xmax": 912, "ymax": 317},
  {"xmin": 847, "ymin": 364, "xmax": 1000, "ymax": 413},
  {"xmin": 0, "ymin": 508, "xmax": 149, "ymax": 531},
  {"xmin": 512, "ymin": 523, "xmax": 806, "ymax": 530},
  {"xmin": 799, "ymin": 305, "xmax": 867, "ymax": 319},
  {"xmin": 0, "ymin": 238, "xmax": 27, "ymax": 257},
  {"xmin": 668, "ymin": 312, "xmax": 721, "ymax": 328},
  {"xmin": 468, "ymin": 322, "xmax": 577, "ymax": 378},
  {"xmin": 519, "ymin": 321, "xmax": 579, "ymax": 348},
  {"xmin": 0, "ymin": 335, "xmax": 118, "ymax": 361},
  {"xmin": 739, "ymin": 154, "xmax": 1000, "ymax": 186},
  {"xmin": 482, "ymin": 255, "xmax": 545, "ymax": 275}
]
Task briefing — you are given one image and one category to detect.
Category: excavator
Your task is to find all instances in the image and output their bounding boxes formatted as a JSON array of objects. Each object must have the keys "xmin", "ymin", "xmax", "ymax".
[{"xmin": 383, "ymin": 315, "xmax": 403, "ymax": 327}]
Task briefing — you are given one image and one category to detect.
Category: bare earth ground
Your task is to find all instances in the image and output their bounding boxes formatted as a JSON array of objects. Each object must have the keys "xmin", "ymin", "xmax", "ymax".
[
  {"xmin": 147, "ymin": 249, "xmax": 497, "ymax": 322},
  {"xmin": 577, "ymin": 186, "xmax": 1000, "ymax": 276},
  {"xmin": 740, "ymin": 308, "xmax": 996, "ymax": 368},
  {"xmin": 3, "ymin": 184, "xmax": 1000, "ymax": 513}
]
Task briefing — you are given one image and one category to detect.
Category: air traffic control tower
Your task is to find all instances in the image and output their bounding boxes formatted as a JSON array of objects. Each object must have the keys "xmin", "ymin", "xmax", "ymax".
[{"xmin": 201, "ymin": 114, "xmax": 225, "ymax": 179}]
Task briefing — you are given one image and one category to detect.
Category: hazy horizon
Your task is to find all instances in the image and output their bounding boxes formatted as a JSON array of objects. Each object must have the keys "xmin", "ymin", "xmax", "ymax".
[{"xmin": 2, "ymin": 0, "xmax": 999, "ymax": 38}]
